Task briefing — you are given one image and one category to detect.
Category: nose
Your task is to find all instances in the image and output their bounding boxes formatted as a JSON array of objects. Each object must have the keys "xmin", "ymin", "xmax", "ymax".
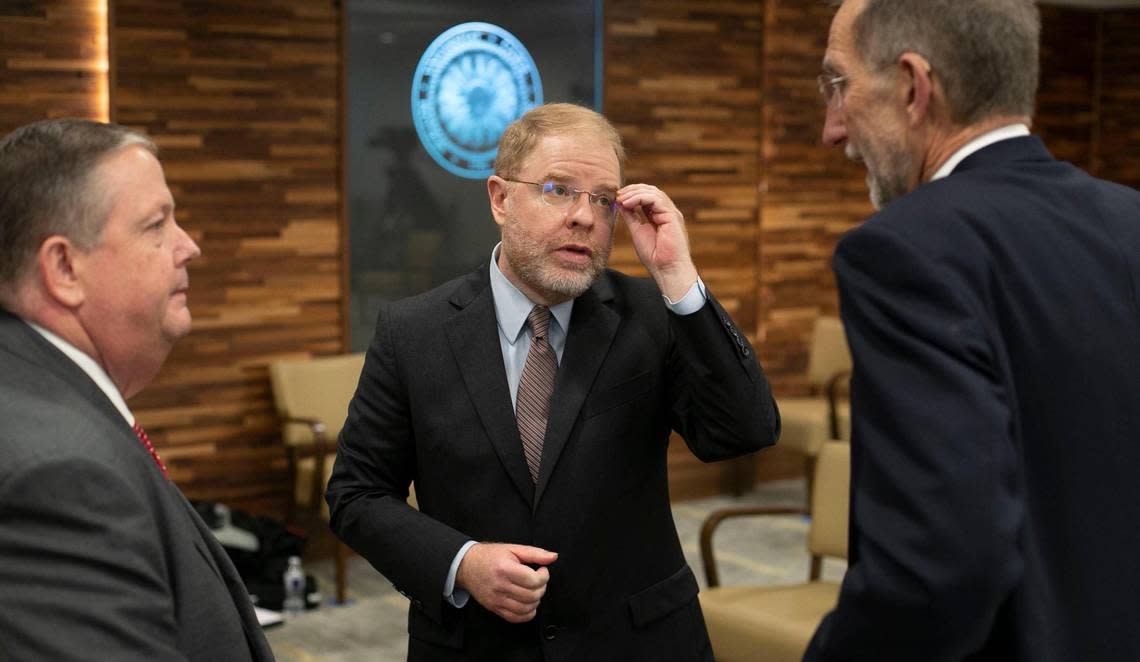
[
  {"xmin": 822, "ymin": 102, "xmax": 847, "ymax": 147},
  {"xmin": 174, "ymin": 221, "xmax": 202, "ymax": 263},
  {"xmin": 563, "ymin": 191, "xmax": 596, "ymax": 229}
]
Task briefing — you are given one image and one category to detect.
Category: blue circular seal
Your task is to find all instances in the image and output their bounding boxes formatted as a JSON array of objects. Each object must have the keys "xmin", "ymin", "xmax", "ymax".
[{"xmin": 411, "ymin": 22, "xmax": 543, "ymax": 179}]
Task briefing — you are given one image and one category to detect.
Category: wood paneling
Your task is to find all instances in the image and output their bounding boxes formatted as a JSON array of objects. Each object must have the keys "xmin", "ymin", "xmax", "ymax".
[
  {"xmin": 1036, "ymin": 7, "xmax": 1097, "ymax": 169},
  {"xmin": 1097, "ymin": 10, "xmax": 1140, "ymax": 188},
  {"xmin": 0, "ymin": 0, "xmax": 106, "ymax": 126},
  {"xmin": 112, "ymin": 0, "xmax": 342, "ymax": 514},
  {"xmin": 603, "ymin": 0, "xmax": 772, "ymax": 498},
  {"xmin": 759, "ymin": 0, "xmax": 869, "ymax": 401}
]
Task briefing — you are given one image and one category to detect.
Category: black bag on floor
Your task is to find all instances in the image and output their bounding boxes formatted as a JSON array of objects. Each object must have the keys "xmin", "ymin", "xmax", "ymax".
[{"xmin": 192, "ymin": 501, "xmax": 319, "ymax": 611}]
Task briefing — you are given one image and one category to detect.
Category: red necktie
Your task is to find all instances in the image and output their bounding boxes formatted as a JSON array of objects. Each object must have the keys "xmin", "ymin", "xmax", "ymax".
[{"xmin": 132, "ymin": 423, "xmax": 170, "ymax": 480}]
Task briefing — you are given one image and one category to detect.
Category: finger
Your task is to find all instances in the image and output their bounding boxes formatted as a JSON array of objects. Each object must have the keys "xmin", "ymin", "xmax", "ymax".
[
  {"xmin": 509, "ymin": 545, "xmax": 558, "ymax": 567},
  {"xmin": 497, "ymin": 606, "xmax": 538, "ymax": 624},
  {"xmin": 617, "ymin": 190, "xmax": 663, "ymax": 210},
  {"xmin": 496, "ymin": 594, "xmax": 542, "ymax": 615},
  {"xmin": 494, "ymin": 578, "xmax": 547, "ymax": 604},
  {"xmin": 501, "ymin": 562, "xmax": 550, "ymax": 591}
]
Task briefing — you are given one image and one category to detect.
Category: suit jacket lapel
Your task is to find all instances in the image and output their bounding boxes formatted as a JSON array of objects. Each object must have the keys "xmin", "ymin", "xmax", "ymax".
[
  {"xmin": 533, "ymin": 276, "xmax": 620, "ymax": 510},
  {"xmin": 0, "ymin": 309, "xmax": 129, "ymax": 435},
  {"xmin": 179, "ymin": 493, "xmax": 272, "ymax": 661},
  {"xmin": 445, "ymin": 269, "xmax": 536, "ymax": 504}
]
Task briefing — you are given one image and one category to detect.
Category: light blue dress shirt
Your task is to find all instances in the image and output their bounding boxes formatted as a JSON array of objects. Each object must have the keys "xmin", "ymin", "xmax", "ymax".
[{"xmin": 443, "ymin": 244, "xmax": 707, "ymax": 607}]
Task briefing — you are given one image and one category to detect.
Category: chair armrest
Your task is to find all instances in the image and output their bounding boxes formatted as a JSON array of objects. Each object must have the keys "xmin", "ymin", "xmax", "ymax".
[
  {"xmin": 825, "ymin": 370, "xmax": 852, "ymax": 439},
  {"xmin": 700, "ymin": 505, "xmax": 804, "ymax": 588},
  {"xmin": 280, "ymin": 415, "xmax": 333, "ymax": 520}
]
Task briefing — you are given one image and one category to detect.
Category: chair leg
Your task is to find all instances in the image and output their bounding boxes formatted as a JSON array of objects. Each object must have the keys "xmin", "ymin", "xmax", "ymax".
[{"xmin": 335, "ymin": 541, "xmax": 349, "ymax": 604}]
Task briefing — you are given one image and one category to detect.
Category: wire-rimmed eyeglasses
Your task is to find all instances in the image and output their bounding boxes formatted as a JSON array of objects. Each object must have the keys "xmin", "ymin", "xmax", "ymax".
[
  {"xmin": 817, "ymin": 73, "xmax": 850, "ymax": 108},
  {"xmin": 506, "ymin": 179, "xmax": 619, "ymax": 220}
]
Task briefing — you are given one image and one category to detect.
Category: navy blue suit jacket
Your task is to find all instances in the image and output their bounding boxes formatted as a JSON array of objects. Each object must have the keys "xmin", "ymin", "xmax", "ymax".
[{"xmin": 805, "ymin": 136, "xmax": 1140, "ymax": 661}]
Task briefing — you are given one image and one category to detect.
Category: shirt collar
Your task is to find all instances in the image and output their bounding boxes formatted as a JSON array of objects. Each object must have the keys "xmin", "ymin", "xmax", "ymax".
[
  {"xmin": 488, "ymin": 243, "xmax": 573, "ymax": 344},
  {"xmin": 931, "ymin": 123, "xmax": 1030, "ymax": 181},
  {"xmin": 25, "ymin": 320, "xmax": 135, "ymax": 425}
]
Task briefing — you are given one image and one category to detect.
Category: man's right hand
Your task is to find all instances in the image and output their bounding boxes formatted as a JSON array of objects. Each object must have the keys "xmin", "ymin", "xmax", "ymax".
[{"xmin": 455, "ymin": 543, "xmax": 557, "ymax": 623}]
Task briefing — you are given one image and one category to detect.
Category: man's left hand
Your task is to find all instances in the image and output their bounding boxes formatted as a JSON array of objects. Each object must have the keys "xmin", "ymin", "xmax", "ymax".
[{"xmin": 616, "ymin": 184, "xmax": 698, "ymax": 301}]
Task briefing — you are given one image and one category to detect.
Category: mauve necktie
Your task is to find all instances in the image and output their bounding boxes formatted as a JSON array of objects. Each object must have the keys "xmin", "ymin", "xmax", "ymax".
[
  {"xmin": 516, "ymin": 305, "xmax": 557, "ymax": 483},
  {"xmin": 132, "ymin": 422, "xmax": 170, "ymax": 480}
]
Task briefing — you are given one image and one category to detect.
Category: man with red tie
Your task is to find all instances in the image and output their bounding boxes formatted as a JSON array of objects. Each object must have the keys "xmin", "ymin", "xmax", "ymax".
[{"xmin": 0, "ymin": 118, "xmax": 274, "ymax": 661}]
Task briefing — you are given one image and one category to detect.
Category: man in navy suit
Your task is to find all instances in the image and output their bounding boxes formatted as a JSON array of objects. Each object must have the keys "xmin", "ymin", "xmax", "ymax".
[
  {"xmin": 806, "ymin": 1, "xmax": 1140, "ymax": 660},
  {"xmin": 327, "ymin": 103, "xmax": 779, "ymax": 661}
]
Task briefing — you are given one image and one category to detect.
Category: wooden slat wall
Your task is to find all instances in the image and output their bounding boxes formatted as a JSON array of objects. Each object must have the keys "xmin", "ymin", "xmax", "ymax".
[
  {"xmin": 1036, "ymin": 7, "xmax": 1097, "ymax": 169},
  {"xmin": 111, "ymin": 0, "xmax": 342, "ymax": 513},
  {"xmin": 1098, "ymin": 10, "xmax": 1140, "ymax": 188},
  {"xmin": 603, "ymin": 0, "xmax": 767, "ymax": 499},
  {"xmin": 758, "ymin": 0, "xmax": 869, "ymax": 396},
  {"xmin": 749, "ymin": 0, "xmax": 873, "ymax": 483},
  {"xmin": 0, "ymin": 0, "xmax": 106, "ymax": 126}
]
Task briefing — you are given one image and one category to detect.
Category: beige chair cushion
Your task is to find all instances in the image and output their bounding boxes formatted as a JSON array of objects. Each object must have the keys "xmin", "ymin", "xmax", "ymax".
[
  {"xmin": 701, "ymin": 582, "xmax": 841, "ymax": 662},
  {"xmin": 806, "ymin": 317, "xmax": 852, "ymax": 386},
  {"xmin": 834, "ymin": 401, "xmax": 851, "ymax": 441},
  {"xmin": 776, "ymin": 398, "xmax": 831, "ymax": 456},
  {"xmin": 269, "ymin": 353, "xmax": 365, "ymax": 446},
  {"xmin": 809, "ymin": 441, "xmax": 851, "ymax": 559}
]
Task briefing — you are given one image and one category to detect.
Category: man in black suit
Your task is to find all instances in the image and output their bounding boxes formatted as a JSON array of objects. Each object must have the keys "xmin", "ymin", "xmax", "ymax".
[
  {"xmin": 0, "ymin": 119, "xmax": 274, "ymax": 661},
  {"xmin": 327, "ymin": 103, "xmax": 780, "ymax": 661},
  {"xmin": 805, "ymin": 1, "xmax": 1140, "ymax": 660}
]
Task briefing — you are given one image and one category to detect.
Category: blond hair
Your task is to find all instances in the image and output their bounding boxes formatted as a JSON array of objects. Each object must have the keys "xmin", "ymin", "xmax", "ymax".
[{"xmin": 493, "ymin": 103, "xmax": 626, "ymax": 181}]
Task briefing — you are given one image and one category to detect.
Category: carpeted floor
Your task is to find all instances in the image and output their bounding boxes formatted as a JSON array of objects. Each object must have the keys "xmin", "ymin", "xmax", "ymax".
[{"xmin": 265, "ymin": 479, "xmax": 846, "ymax": 661}]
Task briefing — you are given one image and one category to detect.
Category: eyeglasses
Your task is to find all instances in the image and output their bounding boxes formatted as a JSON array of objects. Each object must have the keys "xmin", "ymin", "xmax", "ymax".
[
  {"xmin": 817, "ymin": 73, "xmax": 850, "ymax": 108},
  {"xmin": 506, "ymin": 179, "xmax": 619, "ymax": 220}
]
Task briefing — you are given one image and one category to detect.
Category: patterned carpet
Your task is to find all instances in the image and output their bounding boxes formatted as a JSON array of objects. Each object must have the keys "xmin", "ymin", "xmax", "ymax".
[{"xmin": 265, "ymin": 479, "xmax": 846, "ymax": 661}]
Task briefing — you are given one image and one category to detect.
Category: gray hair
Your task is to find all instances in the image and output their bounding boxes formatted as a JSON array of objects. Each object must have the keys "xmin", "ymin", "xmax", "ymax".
[
  {"xmin": 847, "ymin": 0, "xmax": 1040, "ymax": 125},
  {"xmin": 0, "ymin": 118, "xmax": 157, "ymax": 288}
]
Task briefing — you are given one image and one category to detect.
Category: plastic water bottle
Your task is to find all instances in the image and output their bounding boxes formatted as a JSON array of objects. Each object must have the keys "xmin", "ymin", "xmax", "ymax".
[{"xmin": 282, "ymin": 555, "xmax": 305, "ymax": 620}]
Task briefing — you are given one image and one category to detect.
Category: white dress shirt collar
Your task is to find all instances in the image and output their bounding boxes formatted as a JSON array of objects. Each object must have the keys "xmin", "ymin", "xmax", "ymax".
[
  {"xmin": 25, "ymin": 320, "xmax": 135, "ymax": 426},
  {"xmin": 931, "ymin": 123, "xmax": 1030, "ymax": 182},
  {"xmin": 488, "ymin": 243, "xmax": 574, "ymax": 345}
]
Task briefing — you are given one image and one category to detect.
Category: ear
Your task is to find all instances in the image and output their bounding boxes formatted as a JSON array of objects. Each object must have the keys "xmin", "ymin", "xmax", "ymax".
[
  {"xmin": 36, "ymin": 236, "xmax": 87, "ymax": 308},
  {"xmin": 487, "ymin": 175, "xmax": 510, "ymax": 229},
  {"xmin": 898, "ymin": 52, "xmax": 934, "ymax": 128}
]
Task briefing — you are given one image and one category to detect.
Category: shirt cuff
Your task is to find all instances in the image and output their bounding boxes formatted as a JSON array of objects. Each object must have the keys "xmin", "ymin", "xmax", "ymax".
[
  {"xmin": 662, "ymin": 276, "xmax": 707, "ymax": 316},
  {"xmin": 443, "ymin": 540, "xmax": 479, "ymax": 608}
]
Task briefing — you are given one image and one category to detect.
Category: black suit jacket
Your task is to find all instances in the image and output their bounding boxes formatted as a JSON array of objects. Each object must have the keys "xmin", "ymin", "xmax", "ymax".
[
  {"xmin": 327, "ymin": 267, "xmax": 779, "ymax": 662},
  {"xmin": 805, "ymin": 136, "xmax": 1140, "ymax": 661},
  {"xmin": 0, "ymin": 310, "xmax": 275, "ymax": 662}
]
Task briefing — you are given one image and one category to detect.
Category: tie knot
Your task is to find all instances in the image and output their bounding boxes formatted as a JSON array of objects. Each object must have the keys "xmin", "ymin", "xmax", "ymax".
[{"xmin": 527, "ymin": 305, "xmax": 551, "ymax": 340}]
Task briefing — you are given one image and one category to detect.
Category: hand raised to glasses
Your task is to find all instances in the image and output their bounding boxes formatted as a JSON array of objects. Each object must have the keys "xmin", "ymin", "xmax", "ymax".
[
  {"xmin": 616, "ymin": 184, "xmax": 699, "ymax": 302},
  {"xmin": 456, "ymin": 542, "xmax": 557, "ymax": 623}
]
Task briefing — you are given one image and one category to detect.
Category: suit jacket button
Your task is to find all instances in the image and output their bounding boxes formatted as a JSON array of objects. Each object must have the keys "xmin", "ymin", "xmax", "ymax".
[{"xmin": 543, "ymin": 625, "xmax": 558, "ymax": 640}]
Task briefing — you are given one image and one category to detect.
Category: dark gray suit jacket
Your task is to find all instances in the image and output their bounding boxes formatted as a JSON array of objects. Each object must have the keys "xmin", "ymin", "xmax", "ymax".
[
  {"xmin": 327, "ymin": 267, "xmax": 779, "ymax": 662},
  {"xmin": 0, "ymin": 309, "xmax": 274, "ymax": 662},
  {"xmin": 805, "ymin": 136, "xmax": 1140, "ymax": 661}
]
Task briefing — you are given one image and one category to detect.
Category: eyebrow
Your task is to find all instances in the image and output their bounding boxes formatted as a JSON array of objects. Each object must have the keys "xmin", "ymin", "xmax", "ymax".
[
  {"xmin": 543, "ymin": 173, "xmax": 619, "ymax": 193},
  {"xmin": 139, "ymin": 202, "xmax": 175, "ymax": 224}
]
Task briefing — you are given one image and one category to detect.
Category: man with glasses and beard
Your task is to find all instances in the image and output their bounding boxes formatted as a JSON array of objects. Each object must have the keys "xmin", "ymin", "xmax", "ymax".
[
  {"xmin": 807, "ymin": 1, "xmax": 1140, "ymax": 660},
  {"xmin": 327, "ymin": 103, "xmax": 780, "ymax": 661}
]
